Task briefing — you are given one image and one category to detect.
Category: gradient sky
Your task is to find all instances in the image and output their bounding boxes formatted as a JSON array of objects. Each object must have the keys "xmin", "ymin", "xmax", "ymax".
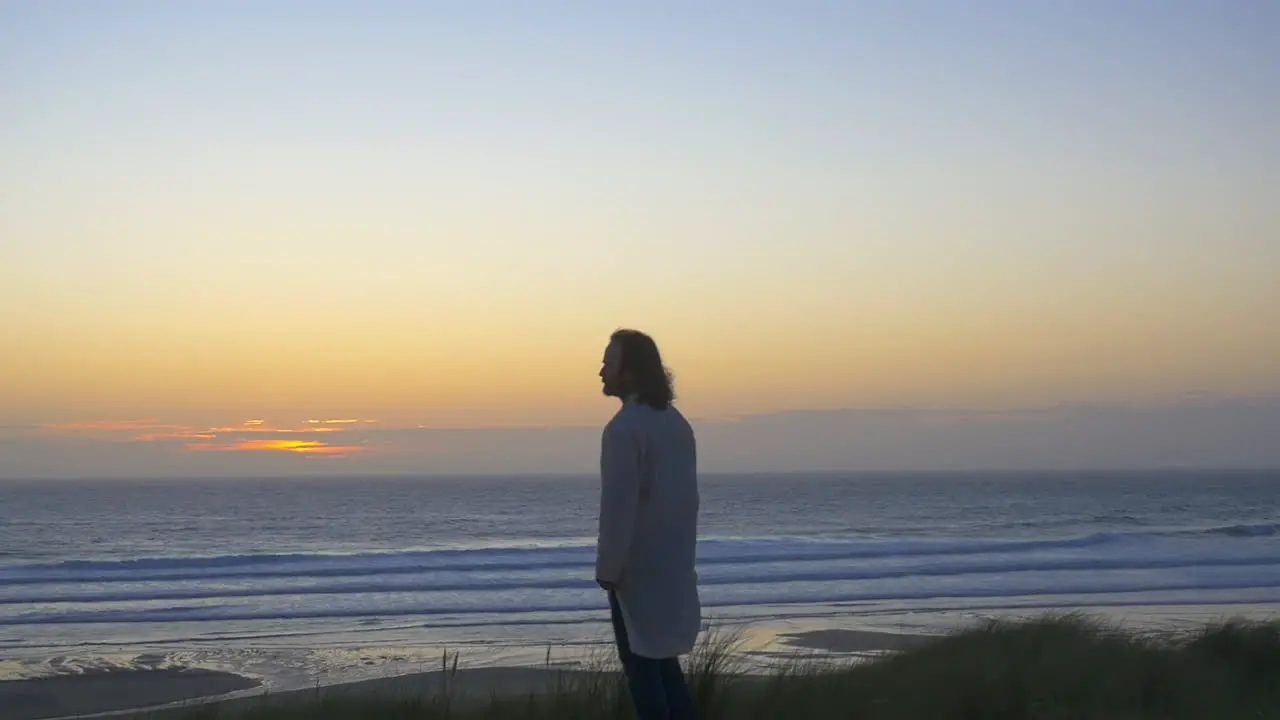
[{"xmin": 2, "ymin": 2, "xmax": 1277, "ymax": 476}]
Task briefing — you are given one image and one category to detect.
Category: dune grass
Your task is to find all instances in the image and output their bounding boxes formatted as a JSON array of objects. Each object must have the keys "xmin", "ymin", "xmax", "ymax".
[{"xmin": 170, "ymin": 614, "xmax": 1280, "ymax": 719}]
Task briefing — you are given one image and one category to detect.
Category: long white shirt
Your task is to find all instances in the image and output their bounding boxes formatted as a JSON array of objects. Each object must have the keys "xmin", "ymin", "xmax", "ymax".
[{"xmin": 595, "ymin": 398, "xmax": 702, "ymax": 659}]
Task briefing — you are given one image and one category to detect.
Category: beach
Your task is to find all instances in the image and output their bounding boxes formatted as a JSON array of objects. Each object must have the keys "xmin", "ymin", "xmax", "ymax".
[
  {"xmin": 7, "ymin": 616, "xmax": 1279, "ymax": 719},
  {"xmin": 3, "ymin": 472, "xmax": 1277, "ymax": 717},
  {"xmin": 0, "ymin": 627, "xmax": 931, "ymax": 719}
]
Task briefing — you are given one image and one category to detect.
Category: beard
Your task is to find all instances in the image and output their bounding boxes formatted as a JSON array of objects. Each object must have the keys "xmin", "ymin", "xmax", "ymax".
[{"xmin": 602, "ymin": 378, "xmax": 625, "ymax": 398}]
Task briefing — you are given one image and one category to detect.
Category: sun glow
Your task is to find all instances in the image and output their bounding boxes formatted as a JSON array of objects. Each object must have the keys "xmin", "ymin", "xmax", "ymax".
[
  {"xmin": 35, "ymin": 417, "xmax": 380, "ymax": 458},
  {"xmin": 189, "ymin": 439, "xmax": 364, "ymax": 455}
]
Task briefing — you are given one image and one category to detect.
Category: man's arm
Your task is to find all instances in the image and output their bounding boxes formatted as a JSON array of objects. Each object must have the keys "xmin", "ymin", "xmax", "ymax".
[{"xmin": 596, "ymin": 422, "xmax": 644, "ymax": 588}]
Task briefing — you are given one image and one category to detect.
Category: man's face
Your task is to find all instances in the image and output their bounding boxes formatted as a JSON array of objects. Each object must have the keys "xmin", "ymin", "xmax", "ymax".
[{"xmin": 599, "ymin": 341, "xmax": 624, "ymax": 398}]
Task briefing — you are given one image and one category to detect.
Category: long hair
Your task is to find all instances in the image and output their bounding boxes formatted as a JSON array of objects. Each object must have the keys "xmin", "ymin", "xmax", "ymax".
[{"xmin": 611, "ymin": 328, "xmax": 675, "ymax": 410}]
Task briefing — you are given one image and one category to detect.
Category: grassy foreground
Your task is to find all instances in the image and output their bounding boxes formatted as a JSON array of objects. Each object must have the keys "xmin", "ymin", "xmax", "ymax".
[{"xmin": 172, "ymin": 614, "xmax": 1280, "ymax": 719}]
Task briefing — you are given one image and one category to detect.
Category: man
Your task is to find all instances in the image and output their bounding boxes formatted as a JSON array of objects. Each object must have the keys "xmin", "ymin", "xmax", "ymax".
[{"xmin": 596, "ymin": 328, "xmax": 701, "ymax": 720}]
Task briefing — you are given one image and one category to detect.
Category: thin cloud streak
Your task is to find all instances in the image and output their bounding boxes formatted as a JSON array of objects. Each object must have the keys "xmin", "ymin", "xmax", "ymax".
[
  {"xmin": 185, "ymin": 439, "xmax": 368, "ymax": 455},
  {"xmin": 133, "ymin": 431, "xmax": 218, "ymax": 442},
  {"xmin": 31, "ymin": 417, "xmax": 383, "ymax": 458},
  {"xmin": 206, "ymin": 426, "xmax": 343, "ymax": 434}
]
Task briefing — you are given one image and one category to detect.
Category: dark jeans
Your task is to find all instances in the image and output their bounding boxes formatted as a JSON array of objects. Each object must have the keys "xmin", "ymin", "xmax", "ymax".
[{"xmin": 608, "ymin": 590, "xmax": 697, "ymax": 720}]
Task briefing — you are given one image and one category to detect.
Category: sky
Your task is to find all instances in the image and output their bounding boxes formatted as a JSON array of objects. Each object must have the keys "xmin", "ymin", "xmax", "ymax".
[{"xmin": 2, "ymin": 2, "xmax": 1277, "ymax": 477}]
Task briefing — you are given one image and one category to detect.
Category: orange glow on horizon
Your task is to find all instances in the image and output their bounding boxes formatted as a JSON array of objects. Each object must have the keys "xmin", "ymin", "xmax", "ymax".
[
  {"xmin": 37, "ymin": 418, "xmax": 382, "ymax": 455},
  {"xmin": 186, "ymin": 439, "xmax": 367, "ymax": 455}
]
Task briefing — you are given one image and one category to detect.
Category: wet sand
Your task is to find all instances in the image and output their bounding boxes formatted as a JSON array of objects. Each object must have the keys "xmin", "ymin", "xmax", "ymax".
[
  {"xmin": 0, "ymin": 668, "xmax": 260, "ymax": 720},
  {"xmin": 3, "ymin": 665, "xmax": 586, "ymax": 719},
  {"xmin": 780, "ymin": 628, "xmax": 932, "ymax": 654},
  {"xmin": 135, "ymin": 666, "xmax": 603, "ymax": 718}
]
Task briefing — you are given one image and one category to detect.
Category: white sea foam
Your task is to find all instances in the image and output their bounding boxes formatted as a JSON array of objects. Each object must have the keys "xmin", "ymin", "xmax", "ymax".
[{"xmin": 2, "ymin": 527, "xmax": 1277, "ymax": 626}]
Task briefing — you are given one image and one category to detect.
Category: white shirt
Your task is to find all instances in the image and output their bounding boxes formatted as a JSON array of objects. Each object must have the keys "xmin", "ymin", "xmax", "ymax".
[{"xmin": 596, "ymin": 398, "xmax": 702, "ymax": 658}]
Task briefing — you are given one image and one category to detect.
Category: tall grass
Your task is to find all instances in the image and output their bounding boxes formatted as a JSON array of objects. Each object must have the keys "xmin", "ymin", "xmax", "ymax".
[{"xmin": 165, "ymin": 614, "xmax": 1280, "ymax": 719}]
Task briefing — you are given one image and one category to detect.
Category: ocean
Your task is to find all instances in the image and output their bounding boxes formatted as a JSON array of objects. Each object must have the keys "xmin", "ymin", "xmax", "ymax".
[{"xmin": 1, "ymin": 471, "xmax": 1278, "ymax": 690}]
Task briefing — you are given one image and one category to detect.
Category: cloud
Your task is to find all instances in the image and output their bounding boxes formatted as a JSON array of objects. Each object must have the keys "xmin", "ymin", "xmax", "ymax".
[
  {"xmin": 5, "ymin": 397, "xmax": 1278, "ymax": 478},
  {"xmin": 29, "ymin": 417, "xmax": 384, "ymax": 458},
  {"xmin": 691, "ymin": 396, "xmax": 1280, "ymax": 472}
]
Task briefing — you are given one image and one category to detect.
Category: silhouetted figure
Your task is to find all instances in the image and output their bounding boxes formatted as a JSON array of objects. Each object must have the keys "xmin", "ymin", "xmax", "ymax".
[{"xmin": 596, "ymin": 328, "xmax": 701, "ymax": 720}]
